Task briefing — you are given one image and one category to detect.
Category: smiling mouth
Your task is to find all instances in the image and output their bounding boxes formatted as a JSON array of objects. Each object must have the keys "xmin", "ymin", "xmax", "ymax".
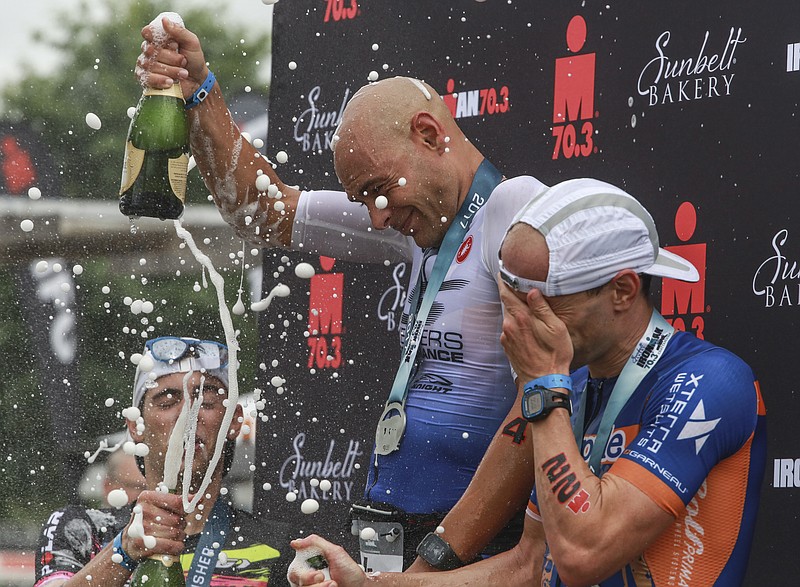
[{"xmin": 396, "ymin": 211, "xmax": 414, "ymax": 234}]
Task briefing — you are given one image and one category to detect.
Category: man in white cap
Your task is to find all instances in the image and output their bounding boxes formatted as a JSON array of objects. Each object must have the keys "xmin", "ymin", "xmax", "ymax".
[
  {"xmin": 287, "ymin": 179, "xmax": 767, "ymax": 586},
  {"xmin": 34, "ymin": 337, "xmax": 290, "ymax": 587}
]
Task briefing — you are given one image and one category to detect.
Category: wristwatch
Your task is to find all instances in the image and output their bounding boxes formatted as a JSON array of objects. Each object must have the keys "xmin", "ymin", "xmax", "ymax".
[
  {"xmin": 416, "ymin": 532, "xmax": 468, "ymax": 571},
  {"xmin": 522, "ymin": 375, "xmax": 572, "ymax": 422}
]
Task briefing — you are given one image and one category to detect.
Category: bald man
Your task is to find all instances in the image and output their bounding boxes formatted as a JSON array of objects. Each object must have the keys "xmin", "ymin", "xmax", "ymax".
[{"xmin": 136, "ymin": 18, "xmax": 547, "ymax": 570}]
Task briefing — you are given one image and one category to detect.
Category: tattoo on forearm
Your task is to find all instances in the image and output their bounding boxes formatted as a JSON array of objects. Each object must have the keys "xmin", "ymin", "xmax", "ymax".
[
  {"xmin": 541, "ymin": 453, "xmax": 592, "ymax": 514},
  {"xmin": 502, "ymin": 417, "xmax": 528, "ymax": 445}
]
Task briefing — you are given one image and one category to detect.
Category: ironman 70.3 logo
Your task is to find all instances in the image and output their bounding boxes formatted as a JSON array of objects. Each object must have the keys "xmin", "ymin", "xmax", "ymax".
[{"xmin": 551, "ymin": 15, "xmax": 598, "ymax": 160}]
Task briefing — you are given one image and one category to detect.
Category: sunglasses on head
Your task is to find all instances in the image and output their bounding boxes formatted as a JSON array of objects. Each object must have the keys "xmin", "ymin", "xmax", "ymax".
[
  {"xmin": 498, "ymin": 258, "xmax": 545, "ymax": 295},
  {"xmin": 145, "ymin": 337, "xmax": 229, "ymax": 369}
]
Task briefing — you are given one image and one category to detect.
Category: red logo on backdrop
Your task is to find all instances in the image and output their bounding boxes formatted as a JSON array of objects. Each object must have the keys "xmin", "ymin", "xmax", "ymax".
[
  {"xmin": 323, "ymin": 0, "xmax": 359, "ymax": 22},
  {"xmin": 0, "ymin": 134, "xmax": 37, "ymax": 194},
  {"xmin": 456, "ymin": 236, "xmax": 473, "ymax": 263},
  {"xmin": 551, "ymin": 15, "xmax": 598, "ymax": 160},
  {"xmin": 441, "ymin": 78, "xmax": 510, "ymax": 120},
  {"xmin": 661, "ymin": 202, "xmax": 707, "ymax": 339},
  {"xmin": 307, "ymin": 256, "xmax": 344, "ymax": 370}
]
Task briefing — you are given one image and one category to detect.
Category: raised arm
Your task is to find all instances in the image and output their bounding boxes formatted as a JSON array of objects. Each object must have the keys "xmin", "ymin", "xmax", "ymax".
[
  {"xmin": 137, "ymin": 17, "xmax": 300, "ymax": 247},
  {"xmin": 498, "ymin": 284, "xmax": 675, "ymax": 586}
]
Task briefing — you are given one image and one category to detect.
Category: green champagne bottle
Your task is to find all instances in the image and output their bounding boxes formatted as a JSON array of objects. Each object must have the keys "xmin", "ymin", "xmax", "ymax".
[
  {"xmin": 130, "ymin": 553, "xmax": 186, "ymax": 587},
  {"xmin": 119, "ymin": 83, "xmax": 189, "ymax": 220}
]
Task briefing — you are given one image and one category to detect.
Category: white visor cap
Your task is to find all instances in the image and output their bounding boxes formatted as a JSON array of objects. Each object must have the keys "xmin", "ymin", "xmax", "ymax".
[{"xmin": 506, "ymin": 178, "xmax": 700, "ymax": 296}]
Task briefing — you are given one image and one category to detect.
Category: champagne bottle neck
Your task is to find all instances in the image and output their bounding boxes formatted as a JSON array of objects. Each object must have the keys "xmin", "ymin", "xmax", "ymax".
[
  {"xmin": 146, "ymin": 553, "xmax": 180, "ymax": 567},
  {"xmin": 143, "ymin": 84, "xmax": 185, "ymax": 102}
]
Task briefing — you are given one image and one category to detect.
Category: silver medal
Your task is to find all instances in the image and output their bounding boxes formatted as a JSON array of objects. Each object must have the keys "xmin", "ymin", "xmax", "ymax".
[{"xmin": 374, "ymin": 401, "xmax": 407, "ymax": 455}]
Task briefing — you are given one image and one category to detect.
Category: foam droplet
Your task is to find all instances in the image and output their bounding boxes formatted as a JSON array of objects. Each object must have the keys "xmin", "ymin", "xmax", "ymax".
[
  {"xmin": 368, "ymin": 71, "xmax": 379, "ymax": 81},
  {"xmin": 294, "ymin": 263, "xmax": 315, "ymax": 279},
  {"xmin": 375, "ymin": 195, "xmax": 388, "ymax": 209},
  {"xmin": 85, "ymin": 112, "xmax": 102, "ymax": 130},
  {"xmin": 360, "ymin": 527, "xmax": 377, "ymax": 540},
  {"xmin": 138, "ymin": 355, "xmax": 154, "ymax": 372},
  {"xmin": 301, "ymin": 499, "xmax": 320, "ymax": 514},
  {"xmin": 20, "ymin": 219, "xmax": 34, "ymax": 232},
  {"xmin": 232, "ymin": 298, "xmax": 246, "ymax": 315},
  {"xmin": 28, "ymin": 187, "xmax": 42, "ymax": 200},
  {"xmin": 319, "ymin": 479, "xmax": 332, "ymax": 492},
  {"xmin": 276, "ymin": 151, "xmax": 288, "ymax": 164},
  {"xmin": 107, "ymin": 489, "xmax": 129, "ymax": 508},
  {"xmin": 122, "ymin": 406, "xmax": 141, "ymax": 422}
]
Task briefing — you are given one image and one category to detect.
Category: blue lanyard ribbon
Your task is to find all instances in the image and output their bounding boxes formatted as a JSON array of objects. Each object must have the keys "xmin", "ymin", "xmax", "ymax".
[
  {"xmin": 185, "ymin": 498, "xmax": 231, "ymax": 587},
  {"xmin": 386, "ymin": 159, "xmax": 503, "ymax": 405},
  {"xmin": 573, "ymin": 310, "xmax": 675, "ymax": 475}
]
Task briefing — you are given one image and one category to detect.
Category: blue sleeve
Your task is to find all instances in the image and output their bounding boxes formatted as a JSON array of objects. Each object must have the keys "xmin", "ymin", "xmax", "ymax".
[{"xmin": 620, "ymin": 348, "xmax": 760, "ymax": 506}]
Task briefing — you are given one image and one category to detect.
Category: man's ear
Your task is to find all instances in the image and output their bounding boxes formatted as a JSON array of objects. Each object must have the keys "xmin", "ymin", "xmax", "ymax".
[
  {"xmin": 410, "ymin": 111, "xmax": 445, "ymax": 151},
  {"xmin": 127, "ymin": 414, "xmax": 142, "ymax": 443},
  {"xmin": 227, "ymin": 403, "xmax": 244, "ymax": 440},
  {"xmin": 610, "ymin": 270, "xmax": 641, "ymax": 309}
]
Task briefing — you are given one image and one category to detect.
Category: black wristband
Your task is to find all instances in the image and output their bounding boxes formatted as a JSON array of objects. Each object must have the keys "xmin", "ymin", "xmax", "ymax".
[{"xmin": 416, "ymin": 532, "xmax": 468, "ymax": 571}]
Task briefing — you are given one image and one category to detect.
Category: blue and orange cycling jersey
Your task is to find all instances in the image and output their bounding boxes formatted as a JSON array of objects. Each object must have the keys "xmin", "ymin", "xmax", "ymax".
[{"xmin": 528, "ymin": 331, "xmax": 766, "ymax": 586}]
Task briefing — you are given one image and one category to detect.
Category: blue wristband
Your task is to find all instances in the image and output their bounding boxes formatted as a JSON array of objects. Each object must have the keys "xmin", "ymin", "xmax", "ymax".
[
  {"xmin": 185, "ymin": 70, "xmax": 216, "ymax": 109},
  {"xmin": 111, "ymin": 531, "xmax": 138, "ymax": 572},
  {"xmin": 525, "ymin": 374, "xmax": 572, "ymax": 391}
]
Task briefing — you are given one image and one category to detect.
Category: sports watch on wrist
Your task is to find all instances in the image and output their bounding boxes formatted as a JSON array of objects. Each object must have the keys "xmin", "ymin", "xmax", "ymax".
[
  {"xmin": 416, "ymin": 532, "xmax": 468, "ymax": 571},
  {"xmin": 521, "ymin": 375, "xmax": 572, "ymax": 422}
]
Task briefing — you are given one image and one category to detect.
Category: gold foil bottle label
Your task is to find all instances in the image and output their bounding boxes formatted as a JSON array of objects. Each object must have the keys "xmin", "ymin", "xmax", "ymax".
[
  {"xmin": 120, "ymin": 141, "xmax": 145, "ymax": 195},
  {"xmin": 168, "ymin": 153, "xmax": 189, "ymax": 203}
]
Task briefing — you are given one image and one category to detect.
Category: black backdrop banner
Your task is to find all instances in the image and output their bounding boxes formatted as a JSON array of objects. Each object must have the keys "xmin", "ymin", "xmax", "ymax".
[{"xmin": 254, "ymin": 1, "xmax": 800, "ymax": 581}]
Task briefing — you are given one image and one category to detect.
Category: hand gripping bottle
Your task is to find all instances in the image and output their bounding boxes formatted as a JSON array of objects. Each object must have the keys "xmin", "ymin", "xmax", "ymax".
[
  {"xmin": 288, "ymin": 547, "xmax": 331, "ymax": 587},
  {"xmin": 128, "ymin": 485, "xmax": 186, "ymax": 586},
  {"xmin": 119, "ymin": 12, "xmax": 189, "ymax": 220}
]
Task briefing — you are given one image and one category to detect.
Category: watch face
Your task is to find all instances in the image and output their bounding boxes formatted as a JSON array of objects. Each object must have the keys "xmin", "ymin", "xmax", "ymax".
[
  {"xmin": 523, "ymin": 390, "xmax": 544, "ymax": 418},
  {"xmin": 428, "ymin": 540, "xmax": 447, "ymax": 562}
]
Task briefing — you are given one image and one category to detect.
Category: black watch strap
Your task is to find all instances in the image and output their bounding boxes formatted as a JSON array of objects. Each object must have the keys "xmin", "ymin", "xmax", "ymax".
[{"xmin": 416, "ymin": 532, "xmax": 467, "ymax": 571}]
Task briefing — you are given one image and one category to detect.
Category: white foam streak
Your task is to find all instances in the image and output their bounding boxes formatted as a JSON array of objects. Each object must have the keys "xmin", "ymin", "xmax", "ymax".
[
  {"xmin": 173, "ymin": 219, "xmax": 240, "ymax": 513},
  {"xmin": 162, "ymin": 375, "xmax": 190, "ymax": 491},
  {"xmin": 251, "ymin": 283, "xmax": 290, "ymax": 312},
  {"xmin": 181, "ymin": 374, "xmax": 205, "ymax": 501},
  {"xmin": 408, "ymin": 78, "xmax": 432, "ymax": 100}
]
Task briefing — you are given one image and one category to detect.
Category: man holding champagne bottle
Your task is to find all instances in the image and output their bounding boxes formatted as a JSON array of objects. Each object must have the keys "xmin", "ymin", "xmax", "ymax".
[
  {"xmin": 34, "ymin": 337, "xmax": 291, "ymax": 586},
  {"xmin": 134, "ymin": 14, "xmax": 550, "ymax": 571}
]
